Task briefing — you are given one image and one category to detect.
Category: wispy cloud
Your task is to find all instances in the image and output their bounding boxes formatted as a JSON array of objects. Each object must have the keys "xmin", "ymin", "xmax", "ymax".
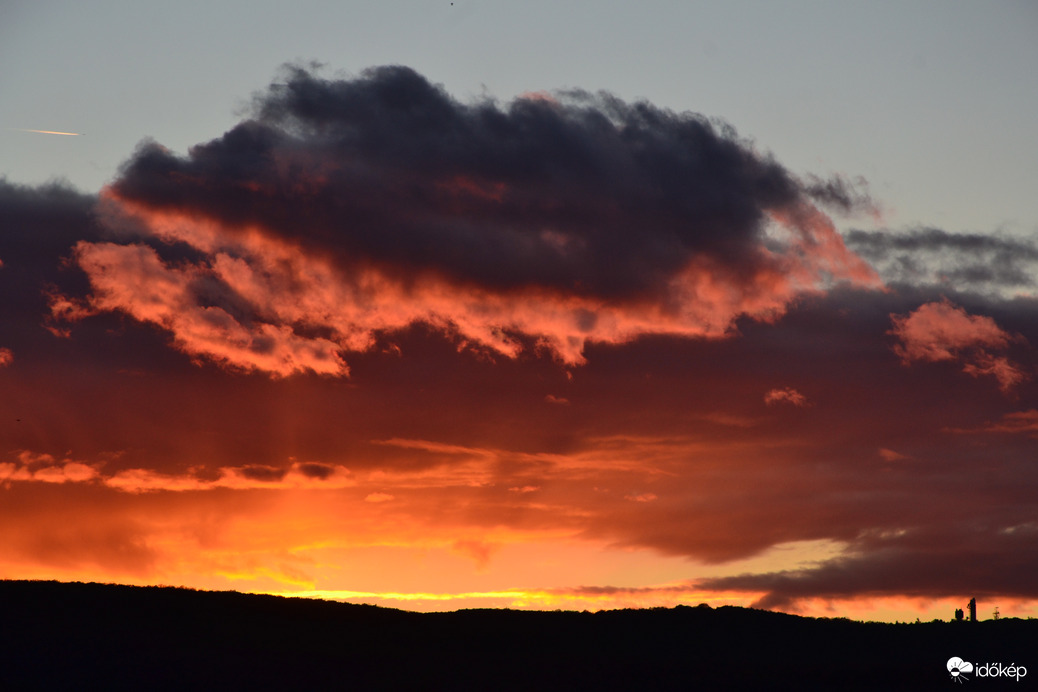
[{"xmin": 764, "ymin": 387, "xmax": 809, "ymax": 407}]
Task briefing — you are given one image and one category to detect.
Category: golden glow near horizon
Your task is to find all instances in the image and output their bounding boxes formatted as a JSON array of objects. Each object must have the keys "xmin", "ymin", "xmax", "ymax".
[{"xmin": 259, "ymin": 587, "xmax": 761, "ymax": 613}]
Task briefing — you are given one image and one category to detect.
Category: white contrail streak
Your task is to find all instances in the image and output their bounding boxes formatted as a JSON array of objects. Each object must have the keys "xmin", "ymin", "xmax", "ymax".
[{"xmin": 10, "ymin": 128, "xmax": 82, "ymax": 136}]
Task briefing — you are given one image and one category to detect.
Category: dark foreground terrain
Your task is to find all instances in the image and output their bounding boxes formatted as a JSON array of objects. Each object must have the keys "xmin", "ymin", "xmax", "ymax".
[{"xmin": 0, "ymin": 581, "xmax": 1033, "ymax": 690}]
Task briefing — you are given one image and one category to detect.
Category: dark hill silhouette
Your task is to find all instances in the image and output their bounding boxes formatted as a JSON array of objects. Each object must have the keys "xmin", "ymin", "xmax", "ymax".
[{"xmin": 0, "ymin": 580, "xmax": 1032, "ymax": 690}]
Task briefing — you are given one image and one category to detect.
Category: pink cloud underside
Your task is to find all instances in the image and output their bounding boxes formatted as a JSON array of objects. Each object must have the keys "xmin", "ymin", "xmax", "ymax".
[
  {"xmin": 889, "ymin": 299, "xmax": 1027, "ymax": 392},
  {"xmin": 878, "ymin": 448, "xmax": 910, "ymax": 462},
  {"xmin": 764, "ymin": 387, "xmax": 808, "ymax": 407},
  {"xmin": 961, "ymin": 354, "xmax": 1028, "ymax": 392},
  {"xmin": 59, "ymin": 193, "xmax": 880, "ymax": 378},
  {"xmin": 890, "ymin": 299, "xmax": 1010, "ymax": 362},
  {"xmin": 68, "ymin": 240, "xmax": 348, "ymax": 377}
]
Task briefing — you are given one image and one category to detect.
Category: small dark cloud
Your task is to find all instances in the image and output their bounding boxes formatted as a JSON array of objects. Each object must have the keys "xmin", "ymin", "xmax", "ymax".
[
  {"xmin": 846, "ymin": 227, "xmax": 1038, "ymax": 291},
  {"xmin": 802, "ymin": 173, "xmax": 878, "ymax": 217},
  {"xmin": 297, "ymin": 462, "xmax": 335, "ymax": 480},
  {"xmin": 238, "ymin": 465, "xmax": 288, "ymax": 482}
]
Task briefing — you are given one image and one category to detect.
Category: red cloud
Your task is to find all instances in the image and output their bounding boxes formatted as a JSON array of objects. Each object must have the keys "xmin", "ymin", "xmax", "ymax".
[
  {"xmin": 764, "ymin": 387, "xmax": 808, "ymax": 407},
  {"xmin": 878, "ymin": 448, "xmax": 910, "ymax": 462},
  {"xmin": 889, "ymin": 299, "xmax": 1027, "ymax": 392}
]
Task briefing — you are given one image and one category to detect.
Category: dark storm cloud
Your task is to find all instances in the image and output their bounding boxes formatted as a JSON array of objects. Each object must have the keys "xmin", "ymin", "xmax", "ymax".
[
  {"xmin": 0, "ymin": 179, "xmax": 99, "ymax": 318},
  {"xmin": 0, "ymin": 178, "xmax": 97, "ymax": 255},
  {"xmin": 846, "ymin": 227, "xmax": 1038, "ymax": 291},
  {"xmin": 0, "ymin": 179, "xmax": 119, "ymax": 372},
  {"xmin": 70, "ymin": 64, "xmax": 879, "ymax": 376},
  {"xmin": 106, "ymin": 64, "xmax": 840, "ymax": 299}
]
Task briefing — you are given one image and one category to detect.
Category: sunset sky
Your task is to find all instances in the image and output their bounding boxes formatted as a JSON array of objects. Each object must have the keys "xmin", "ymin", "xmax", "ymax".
[{"xmin": 2, "ymin": 1, "xmax": 1037, "ymax": 622}]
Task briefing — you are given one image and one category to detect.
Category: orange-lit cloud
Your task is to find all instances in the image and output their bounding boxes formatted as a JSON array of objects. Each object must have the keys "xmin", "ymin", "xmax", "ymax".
[
  {"xmin": 1, "ymin": 453, "xmax": 353, "ymax": 493},
  {"xmin": 68, "ymin": 239, "xmax": 347, "ymax": 377},
  {"xmin": 625, "ymin": 492, "xmax": 658, "ymax": 502},
  {"xmin": 1, "ymin": 451, "xmax": 99, "ymax": 486},
  {"xmin": 59, "ymin": 192, "xmax": 878, "ymax": 376},
  {"xmin": 105, "ymin": 461, "xmax": 353, "ymax": 493}
]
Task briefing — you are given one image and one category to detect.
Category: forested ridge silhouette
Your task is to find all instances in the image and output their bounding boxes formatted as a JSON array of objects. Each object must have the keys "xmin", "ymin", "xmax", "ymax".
[{"xmin": 0, "ymin": 580, "xmax": 1032, "ymax": 690}]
